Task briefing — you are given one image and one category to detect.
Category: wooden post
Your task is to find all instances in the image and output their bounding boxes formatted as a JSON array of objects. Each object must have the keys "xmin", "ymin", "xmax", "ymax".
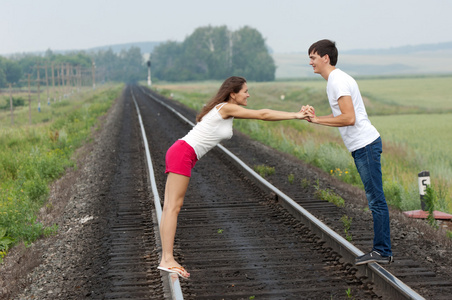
[
  {"xmin": 70, "ymin": 64, "xmax": 74, "ymax": 94},
  {"xmin": 66, "ymin": 63, "xmax": 70, "ymax": 96},
  {"xmin": 28, "ymin": 74, "xmax": 32, "ymax": 125},
  {"xmin": 61, "ymin": 64, "xmax": 65, "ymax": 98},
  {"xmin": 51, "ymin": 62, "xmax": 56, "ymax": 102},
  {"xmin": 92, "ymin": 61, "xmax": 96, "ymax": 90},
  {"xmin": 57, "ymin": 65, "xmax": 61, "ymax": 101},
  {"xmin": 45, "ymin": 63, "xmax": 50, "ymax": 105},
  {"xmin": 37, "ymin": 63, "xmax": 41, "ymax": 112},
  {"xmin": 67, "ymin": 64, "xmax": 71, "ymax": 95},
  {"xmin": 9, "ymin": 83, "xmax": 14, "ymax": 125},
  {"xmin": 77, "ymin": 65, "xmax": 81, "ymax": 91}
]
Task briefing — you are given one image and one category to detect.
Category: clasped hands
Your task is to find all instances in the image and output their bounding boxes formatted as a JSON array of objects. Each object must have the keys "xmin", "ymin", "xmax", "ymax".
[{"xmin": 299, "ymin": 105, "xmax": 316, "ymax": 122}]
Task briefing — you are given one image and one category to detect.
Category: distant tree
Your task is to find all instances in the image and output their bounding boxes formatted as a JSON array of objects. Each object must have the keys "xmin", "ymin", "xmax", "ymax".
[
  {"xmin": 118, "ymin": 47, "xmax": 145, "ymax": 83},
  {"xmin": 91, "ymin": 46, "xmax": 145, "ymax": 83},
  {"xmin": 231, "ymin": 26, "xmax": 275, "ymax": 81},
  {"xmin": 0, "ymin": 58, "xmax": 6, "ymax": 87},
  {"xmin": 55, "ymin": 51, "xmax": 92, "ymax": 67},
  {"xmin": 44, "ymin": 49, "xmax": 55, "ymax": 61},
  {"xmin": 92, "ymin": 48, "xmax": 118, "ymax": 82},
  {"xmin": 207, "ymin": 26, "xmax": 233, "ymax": 79},
  {"xmin": 152, "ymin": 41, "xmax": 184, "ymax": 81},
  {"xmin": 181, "ymin": 28, "xmax": 210, "ymax": 80},
  {"xmin": 0, "ymin": 57, "xmax": 22, "ymax": 87},
  {"xmin": 152, "ymin": 25, "xmax": 275, "ymax": 82},
  {"xmin": 16, "ymin": 54, "xmax": 39, "ymax": 78},
  {"xmin": 5, "ymin": 60, "xmax": 22, "ymax": 84},
  {"xmin": 181, "ymin": 25, "xmax": 232, "ymax": 80}
]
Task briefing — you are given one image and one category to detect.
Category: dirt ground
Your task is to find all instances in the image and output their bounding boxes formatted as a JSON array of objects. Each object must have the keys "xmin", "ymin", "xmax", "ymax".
[{"xmin": 0, "ymin": 87, "xmax": 451, "ymax": 299}]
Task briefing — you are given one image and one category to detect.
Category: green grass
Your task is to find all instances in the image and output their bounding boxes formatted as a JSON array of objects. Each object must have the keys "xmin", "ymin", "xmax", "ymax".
[
  {"xmin": 340, "ymin": 215, "xmax": 353, "ymax": 242},
  {"xmin": 373, "ymin": 113, "xmax": 452, "ymax": 180},
  {"xmin": 0, "ymin": 84, "xmax": 122, "ymax": 260},
  {"xmin": 253, "ymin": 164, "xmax": 275, "ymax": 178},
  {"xmin": 272, "ymin": 52, "xmax": 452, "ymax": 79},
  {"xmin": 154, "ymin": 75, "xmax": 452, "ymax": 214},
  {"xmin": 372, "ymin": 113, "xmax": 452, "ymax": 211},
  {"xmin": 314, "ymin": 181, "xmax": 346, "ymax": 208},
  {"xmin": 358, "ymin": 76, "xmax": 452, "ymax": 111},
  {"xmin": 0, "ymin": 88, "xmax": 104, "ymax": 126}
]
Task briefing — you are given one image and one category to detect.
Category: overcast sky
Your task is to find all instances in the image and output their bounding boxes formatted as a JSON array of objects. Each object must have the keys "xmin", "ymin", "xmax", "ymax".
[{"xmin": 2, "ymin": 0, "xmax": 452, "ymax": 55}]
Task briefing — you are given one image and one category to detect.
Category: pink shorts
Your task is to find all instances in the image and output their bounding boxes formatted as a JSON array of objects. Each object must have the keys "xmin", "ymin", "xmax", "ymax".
[{"xmin": 165, "ymin": 140, "xmax": 198, "ymax": 177}]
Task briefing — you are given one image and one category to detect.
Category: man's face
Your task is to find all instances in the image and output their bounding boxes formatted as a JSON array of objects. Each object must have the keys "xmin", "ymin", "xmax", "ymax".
[{"xmin": 309, "ymin": 51, "xmax": 328, "ymax": 74}]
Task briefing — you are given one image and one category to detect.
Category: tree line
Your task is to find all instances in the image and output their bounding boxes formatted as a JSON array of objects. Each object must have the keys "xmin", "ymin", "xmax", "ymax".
[
  {"xmin": 0, "ymin": 47, "xmax": 147, "ymax": 89},
  {"xmin": 0, "ymin": 25, "xmax": 276, "ymax": 88},
  {"xmin": 152, "ymin": 25, "xmax": 276, "ymax": 82}
]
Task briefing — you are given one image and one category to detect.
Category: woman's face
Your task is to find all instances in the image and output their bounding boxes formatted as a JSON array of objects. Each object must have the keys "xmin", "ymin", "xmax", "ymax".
[{"xmin": 230, "ymin": 83, "xmax": 250, "ymax": 106}]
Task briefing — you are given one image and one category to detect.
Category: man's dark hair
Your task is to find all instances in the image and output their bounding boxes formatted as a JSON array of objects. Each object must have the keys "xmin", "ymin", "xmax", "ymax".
[{"xmin": 308, "ymin": 39, "xmax": 338, "ymax": 66}]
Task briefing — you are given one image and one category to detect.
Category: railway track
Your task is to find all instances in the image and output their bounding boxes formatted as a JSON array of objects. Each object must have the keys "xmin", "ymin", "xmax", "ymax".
[
  {"xmin": 131, "ymin": 86, "xmax": 374, "ymax": 299},
  {"xmin": 87, "ymin": 85, "xmax": 452, "ymax": 299}
]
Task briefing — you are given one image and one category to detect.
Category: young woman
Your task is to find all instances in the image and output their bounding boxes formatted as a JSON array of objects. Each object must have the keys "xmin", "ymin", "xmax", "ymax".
[{"xmin": 157, "ymin": 76, "xmax": 311, "ymax": 279}]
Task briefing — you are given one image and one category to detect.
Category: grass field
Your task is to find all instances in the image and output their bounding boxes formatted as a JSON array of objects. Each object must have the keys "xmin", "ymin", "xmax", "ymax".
[
  {"xmin": 154, "ymin": 75, "xmax": 452, "ymax": 213},
  {"xmin": 0, "ymin": 84, "xmax": 122, "ymax": 260},
  {"xmin": 272, "ymin": 52, "xmax": 452, "ymax": 79},
  {"xmin": 358, "ymin": 76, "xmax": 452, "ymax": 111},
  {"xmin": 0, "ymin": 88, "xmax": 91, "ymax": 127}
]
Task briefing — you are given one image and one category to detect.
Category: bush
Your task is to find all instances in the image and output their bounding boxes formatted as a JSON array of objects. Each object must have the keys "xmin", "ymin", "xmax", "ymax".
[
  {"xmin": 12, "ymin": 97, "xmax": 25, "ymax": 107},
  {"xmin": 22, "ymin": 177, "xmax": 49, "ymax": 203},
  {"xmin": 384, "ymin": 180, "xmax": 403, "ymax": 208},
  {"xmin": 0, "ymin": 97, "xmax": 25, "ymax": 109},
  {"xmin": 424, "ymin": 185, "xmax": 438, "ymax": 228}
]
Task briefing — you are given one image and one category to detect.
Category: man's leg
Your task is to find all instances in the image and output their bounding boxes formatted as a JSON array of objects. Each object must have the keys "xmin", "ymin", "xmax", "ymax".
[{"xmin": 353, "ymin": 138, "xmax": 392, "ymax": 264}]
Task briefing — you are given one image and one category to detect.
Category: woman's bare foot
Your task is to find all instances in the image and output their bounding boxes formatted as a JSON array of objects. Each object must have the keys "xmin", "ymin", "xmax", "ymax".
[
  {"xmin": 158, "ymin": 259, "xmax": 190, "ymax": 279},
  {"xmin": 157, "ymin": 265, "xmax": 190, "ymax": 279}
]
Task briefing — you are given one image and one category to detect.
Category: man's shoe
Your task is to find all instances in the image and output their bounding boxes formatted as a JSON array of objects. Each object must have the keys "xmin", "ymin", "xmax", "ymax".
[{"xmin": 355, "ymin": 251, "xmax": 394, "ymax": 265}]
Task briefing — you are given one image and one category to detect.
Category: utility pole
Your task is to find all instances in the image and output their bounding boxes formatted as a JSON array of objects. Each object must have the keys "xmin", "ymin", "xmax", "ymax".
[
  {"xmin": 77, "ymin": 65, "xmax": 82, "ymax": 91},
  {"xmin": 62, "ymin": 64, "xmax": 66, "ymax": 98},
  {"xmin": 65, "ymin": 63, "xmax": 70, "ymax": 97},
  {"xmin": 57, "ymin": 65, "xmax": 62, "ymax": 101},
  {"xmin": 60, "ymin": 64, "xmax": 65, "ymax": 98},
  {"xmin": 36, "ymin": 63, "xmax": 41, "ymax": 112},
  {"xmin": 28, "ymin": 74, "xmax": 32, "ymax": 125},
  {"xmin": 77, "ymin": 66, "xmax": 80, "ymax": 91},
  {"xmin": 67, "ymin": 63, "xmax": 72, "ymax": 96},
  {"xmin": 51, "ymin": 62, "xmax": 56, "ymax": 102},
  {"xmin": 92, "ymin": 61, "xmax": 96, "ymax": 90},
  {"xmin": 9, "ymin": 83, "xmax": 14, "ymax": 125},
  {"xmin": 69, "ymin": 64, "xmax": 74, "ymax": 94},
  {"xmin": 45, "ymin": 63, "xmax": 50, "ymax": 105},
  {"xmin": 228, "ymin": 30, "xmax": 233, "ymax": 71}
]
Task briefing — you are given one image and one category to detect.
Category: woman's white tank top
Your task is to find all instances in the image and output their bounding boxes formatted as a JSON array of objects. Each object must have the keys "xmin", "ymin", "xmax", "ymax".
[{"xmin": 181, "ymin": 103, "xmax": 233, "ymax": 159}]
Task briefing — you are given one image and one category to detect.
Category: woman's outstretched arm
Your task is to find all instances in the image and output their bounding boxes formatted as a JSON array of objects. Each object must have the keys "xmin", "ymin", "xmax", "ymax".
[{"xmin": 220, "ymin": 104, "xmax": 310, "ymax": 121}]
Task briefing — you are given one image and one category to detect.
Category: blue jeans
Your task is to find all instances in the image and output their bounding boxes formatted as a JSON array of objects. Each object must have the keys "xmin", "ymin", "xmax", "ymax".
[{"xmin": 352, "ymin": 137, "xmax": 392, "ymax": 257}]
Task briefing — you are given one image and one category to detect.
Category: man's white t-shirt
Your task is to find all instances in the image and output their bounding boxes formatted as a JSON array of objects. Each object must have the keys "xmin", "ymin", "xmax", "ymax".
[{"xmin": 327, "ymin": 69, "xmax": 380, "ymax": 152}]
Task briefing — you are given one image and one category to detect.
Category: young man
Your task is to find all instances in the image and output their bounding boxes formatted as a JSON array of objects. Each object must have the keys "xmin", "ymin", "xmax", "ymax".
[{"xmin": 305, "ymin": 39, "xmax": 393, "ymax": 265}]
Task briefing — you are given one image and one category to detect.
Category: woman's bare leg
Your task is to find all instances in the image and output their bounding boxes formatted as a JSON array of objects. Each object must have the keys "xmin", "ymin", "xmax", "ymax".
[{"xmin": 159, "ymin": 172, "xmax": 190, "ymax": 277}]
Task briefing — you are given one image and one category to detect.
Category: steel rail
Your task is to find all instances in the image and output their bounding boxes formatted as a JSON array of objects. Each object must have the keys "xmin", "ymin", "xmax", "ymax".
[
  {"xmin": 131, "ymin": 89, "xmax": 184, "ymax": 300},
  {"xmin": 139, "ymin": 87, "xmax": 425, "ymax": 300}
]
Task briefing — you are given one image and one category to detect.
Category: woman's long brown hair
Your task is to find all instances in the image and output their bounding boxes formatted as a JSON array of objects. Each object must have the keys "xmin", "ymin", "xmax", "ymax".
[{"xmin": 196, "ymin": 76, "xmax": 246, "ymax": 122}]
